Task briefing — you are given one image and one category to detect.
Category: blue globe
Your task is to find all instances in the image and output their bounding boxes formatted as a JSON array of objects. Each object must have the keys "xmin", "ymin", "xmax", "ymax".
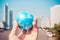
[{"xmin": 16, "ymin": 12, "xmax": 34, "ymax": 30}]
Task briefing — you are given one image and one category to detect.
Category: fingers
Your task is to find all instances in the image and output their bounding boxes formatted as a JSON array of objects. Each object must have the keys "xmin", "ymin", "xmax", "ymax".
[
  {"xmin": 18, "ymin": 17, "xmax": 38, "ymax": 38},
  {"xmin": 18, "ymin": 30, "xmax": 26, "ymax": 36},
  {"xmin": 18, "ymin": 30, "xmax": 26, "ymax": 39},
  {"xmin": 32, "ymin": 17, "xmax": 38, "ymax": 31},
  {"xmin": 11, "ymin": 21, "xmax": 19, "ymax": 35}
]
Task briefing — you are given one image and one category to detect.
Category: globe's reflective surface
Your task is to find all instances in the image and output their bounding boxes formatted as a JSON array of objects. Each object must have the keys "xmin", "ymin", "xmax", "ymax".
[{"xmin": 16, "ymin": 12, "xmax": 34, "ymax": 30}]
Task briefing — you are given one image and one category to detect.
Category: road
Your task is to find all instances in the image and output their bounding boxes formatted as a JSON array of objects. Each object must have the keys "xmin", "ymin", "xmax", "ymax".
[
  {"xmin": 38, "ymin": 29, "xmax": 48, "ymax": 40},
  {"xmin": 0, "ymin": 29, "xmax": 11, "ymax": 40},
  {"xmin": 0, "ymin": 29, "xmax": 55, "ymax": 40}
]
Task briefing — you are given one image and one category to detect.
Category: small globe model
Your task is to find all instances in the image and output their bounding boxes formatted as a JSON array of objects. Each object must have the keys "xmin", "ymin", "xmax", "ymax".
[{"xmin": 16, "ymin": 12, "xmax": 34, "ymax": 30}]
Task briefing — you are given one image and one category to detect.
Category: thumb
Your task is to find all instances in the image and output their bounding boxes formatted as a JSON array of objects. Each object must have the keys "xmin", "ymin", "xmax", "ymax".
[{"xmin": 32, "ymin": 17, "xmax": 38, "ymax": 31}]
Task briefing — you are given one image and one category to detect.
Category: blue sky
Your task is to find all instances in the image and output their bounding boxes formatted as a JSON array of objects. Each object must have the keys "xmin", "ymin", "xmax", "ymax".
[{"xmin": 0, "ymin": 0, "xmax": 60, "ymax": 21}]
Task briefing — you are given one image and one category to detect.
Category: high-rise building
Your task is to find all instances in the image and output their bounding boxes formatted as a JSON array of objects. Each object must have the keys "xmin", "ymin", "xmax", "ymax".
[
  {"xmin": 9, "ymin": 8, "xmax": 13, "ymax": 27},
  {"xmin": 5, "ymin": 3, "xmax": 8, "ymax": 26},
  {"xmin": 3, "ymin": 3, "xmax": 13, "ymax": 29},
  {"xmin": 50, "ymin": 5, "xmax": 60, "ymax": 27},
  {"xmin": 3, "ymin": 3, "xmax": 8, "ymax": 28}
]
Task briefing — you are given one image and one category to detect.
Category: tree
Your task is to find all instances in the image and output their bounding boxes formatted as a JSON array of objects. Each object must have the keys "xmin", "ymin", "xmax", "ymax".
[{"xmin": 54, "ymin": 23, "xmax": 60, "ymax": 40}]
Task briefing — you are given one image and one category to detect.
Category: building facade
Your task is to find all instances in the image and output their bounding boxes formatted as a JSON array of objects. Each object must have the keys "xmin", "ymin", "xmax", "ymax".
[
  {"xmin": 9, "ymin": 9, "xmax": 13, "ymax": 27},
  {"xmin": 5, "ymin": 4, "xmax": 8, "ymax": 25},
  {"xmin": 50, "ymin": 5, "xmax": 60, "ymax": 27}
]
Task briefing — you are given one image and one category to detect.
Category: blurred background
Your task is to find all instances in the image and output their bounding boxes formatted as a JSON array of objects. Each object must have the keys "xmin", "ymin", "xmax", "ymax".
[{"xmin": 0, "ymin": 0, "xmax": 60, "ymax": 40}]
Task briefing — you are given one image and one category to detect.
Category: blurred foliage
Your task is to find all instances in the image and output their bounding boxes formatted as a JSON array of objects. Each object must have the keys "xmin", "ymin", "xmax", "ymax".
[
  {"xmin": 54, "ymin": 23, "xmax": 60, "ymax": 40},
  {"xmin": 43, "ymin": 23, "xmax": 60, "ymax": 40},
  {"xmin": 54, "ymin": 23, "xmax": 60, "ymax": 36}
]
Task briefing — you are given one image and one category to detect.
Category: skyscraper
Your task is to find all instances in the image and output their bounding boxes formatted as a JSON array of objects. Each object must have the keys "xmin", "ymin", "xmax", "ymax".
[
  {"xmin": 5, "ymin": 3, "xmax": 8, "ymax": 26},
  {"xmin": 9, "ymin": 8, "xmax": 13, "ymax": 27},
  {"xmin": 3, "ymin": 3, "xmax": 13, "ymax": 29}
]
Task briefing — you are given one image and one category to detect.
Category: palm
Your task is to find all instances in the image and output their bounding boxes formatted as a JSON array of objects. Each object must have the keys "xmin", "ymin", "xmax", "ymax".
[
  {"xmin": 9, "ymin": 18, "xmax": 37, "ymax": 40},
  {"xmin": 19, "ymin": 29, "xmax": 37, "ymax": 40},
  {"xmin": 24, "ymin": 31, "xmax": 37, "ymax": 40}
]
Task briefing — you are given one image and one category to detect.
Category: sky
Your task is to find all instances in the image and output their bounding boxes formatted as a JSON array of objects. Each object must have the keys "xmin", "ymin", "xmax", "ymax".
[{"xmin": 0, "ymin": 0, "xmax": 60, "ymax": 21}]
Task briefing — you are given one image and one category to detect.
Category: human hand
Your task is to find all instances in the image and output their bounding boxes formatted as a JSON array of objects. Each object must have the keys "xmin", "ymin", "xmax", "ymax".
[{"xmin": 9, "ymin": 18, "xmax": 38, "ymax": 40}]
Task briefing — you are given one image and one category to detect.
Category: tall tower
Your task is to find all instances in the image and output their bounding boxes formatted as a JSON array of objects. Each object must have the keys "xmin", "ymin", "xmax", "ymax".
[
  {"xmin": 9, "ymin": 8, "xmax": 13, "ymax": 27},
  {"xmin": 5, "ymin": 3, "xmax": 8, "ymax": 27}
]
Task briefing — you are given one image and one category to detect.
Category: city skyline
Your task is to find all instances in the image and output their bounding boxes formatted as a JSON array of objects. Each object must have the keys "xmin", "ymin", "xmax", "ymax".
[
  {"xmin": 0, "ymin": 0, "xmax": 60, "ymax": 21},
  {"xmin": 0, "ymin": 0, "xmax": 60, "ymax": 27},
  {"xmin": 0, "ymin": 4, "xmax": 60, "ymax": 28},
  {"xmin": 2, "ymin": 3, "xmax": 13, "ymax": 29}
]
